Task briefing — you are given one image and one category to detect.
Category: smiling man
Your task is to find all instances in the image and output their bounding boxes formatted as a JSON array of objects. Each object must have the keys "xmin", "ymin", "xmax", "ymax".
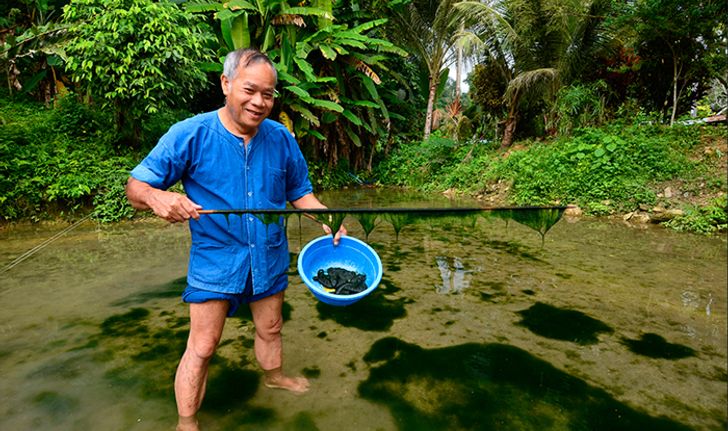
[{"xmin": 125, "ymin": 48, "xmax": 345, "ymax": 431}]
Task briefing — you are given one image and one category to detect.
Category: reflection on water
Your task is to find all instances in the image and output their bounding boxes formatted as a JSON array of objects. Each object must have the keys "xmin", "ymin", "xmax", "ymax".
[{"xmin": 0, "ymin": 188, "xmax": 726, "ymax": 430}]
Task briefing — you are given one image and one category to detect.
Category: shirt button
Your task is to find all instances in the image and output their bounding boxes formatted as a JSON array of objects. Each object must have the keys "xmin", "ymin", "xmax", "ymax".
[
  {"xmin": 248, "ymin": 192, "xmax": 253, "ymax": 197},
  {"xmin": 249, "ymin": 216, "xmax": 254, "ymax": 221},
  {"xmin": 250, "ymin": 244, "xmax": 255, "ymax": 248}
]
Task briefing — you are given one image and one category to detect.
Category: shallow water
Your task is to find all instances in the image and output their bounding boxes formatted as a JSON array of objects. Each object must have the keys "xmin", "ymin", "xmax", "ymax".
[{"xmin": 1, "ymin": 188, "xmax": 726, "ymax": 431}]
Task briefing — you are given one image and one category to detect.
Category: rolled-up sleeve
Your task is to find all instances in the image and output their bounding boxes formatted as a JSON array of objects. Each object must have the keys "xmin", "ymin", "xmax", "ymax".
[{"xmin": 130, "ymin": 131, "xmax": 188, "ymax": 190}]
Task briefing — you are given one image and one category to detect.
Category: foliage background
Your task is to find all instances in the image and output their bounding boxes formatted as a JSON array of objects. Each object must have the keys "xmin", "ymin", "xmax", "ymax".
[{"xmin": 0, "ymin": 0, "xmax": 726, "ymax": 234}]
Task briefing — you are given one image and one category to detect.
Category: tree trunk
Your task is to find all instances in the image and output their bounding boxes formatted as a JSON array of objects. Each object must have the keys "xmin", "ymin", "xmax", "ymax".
[
  {"xmin": 501, "ymin": 91, "xmax": 519, "ymax": 148},
  {"xmin": 455, "ymin": 28, "xmax": 463, "ymax": 101},
  {"xmin": 501, "ymin": 116, "xmax": 517, "ymax": 148},
  {"xmin": 424, "ymin": 75, "xmax": 437, "ymax": 140},
  {"xmin": 670, "ymin": 55, "xmax": 679, "ymax": 126}
]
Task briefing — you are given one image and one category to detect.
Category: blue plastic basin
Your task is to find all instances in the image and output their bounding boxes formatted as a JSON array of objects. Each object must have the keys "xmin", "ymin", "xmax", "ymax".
[{"xmin": 297, "ymin": 235, "xmax": 382, "ymax": 306}]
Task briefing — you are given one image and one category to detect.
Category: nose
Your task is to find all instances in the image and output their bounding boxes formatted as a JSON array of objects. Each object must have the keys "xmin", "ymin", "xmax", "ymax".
[{"xmin": 251, "ymin": 91, "xmax": 265, "ymax": 107}]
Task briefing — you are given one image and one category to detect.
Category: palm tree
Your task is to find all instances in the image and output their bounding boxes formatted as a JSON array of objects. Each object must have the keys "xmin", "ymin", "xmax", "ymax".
[
  {"xmin": 389, "ymin": 0, "xmax": 465, "ymax": 140},
  {"xmin": 459, "ymin": 0, "xmax": 612, "ymax": 147}
]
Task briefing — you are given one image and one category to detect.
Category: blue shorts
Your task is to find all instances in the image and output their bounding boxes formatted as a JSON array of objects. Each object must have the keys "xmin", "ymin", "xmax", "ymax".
[{"xmin": 182, "ymin": 272, "xmax": 288, "ymax": 317}]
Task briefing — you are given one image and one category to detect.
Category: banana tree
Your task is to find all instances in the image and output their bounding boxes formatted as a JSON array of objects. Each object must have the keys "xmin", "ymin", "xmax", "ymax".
[
  {"xmin": 1, "ymin": 0, "xmax": 68, "ymax": 103},
  {"xmin": 185, "ymin": 0, "xmax": 407, "ymax": 170}
]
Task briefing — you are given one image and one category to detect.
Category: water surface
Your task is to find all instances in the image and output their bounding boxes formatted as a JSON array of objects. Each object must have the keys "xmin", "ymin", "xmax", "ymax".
[{"xmin": 1, "ymin": 188, "xmax": 725, "ymax": 430}]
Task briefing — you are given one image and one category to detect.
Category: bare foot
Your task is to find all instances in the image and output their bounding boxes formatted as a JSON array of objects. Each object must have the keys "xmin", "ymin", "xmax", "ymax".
[
  {"xmin": 263, "ymin": 368, "xmax": 310, "ymax": 393},
  {"xmin": 176, "ymin": 415, "xmax": 199, "ymax": 431}
]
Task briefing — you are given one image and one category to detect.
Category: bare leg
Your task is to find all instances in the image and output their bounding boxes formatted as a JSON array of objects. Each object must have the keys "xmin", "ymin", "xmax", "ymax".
[
  {"xmin": 249, "ymin": 291, "xmax": 309, "ymax": 393},
  {"xmin": 175, "ymin": 300, "xmax": 229, "ymax": 429}
]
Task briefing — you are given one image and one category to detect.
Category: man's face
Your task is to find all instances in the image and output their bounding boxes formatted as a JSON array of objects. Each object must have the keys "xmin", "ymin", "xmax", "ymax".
[{"xmin": 221, "ymin": 61, "xmax": 276, "ymax": 137}]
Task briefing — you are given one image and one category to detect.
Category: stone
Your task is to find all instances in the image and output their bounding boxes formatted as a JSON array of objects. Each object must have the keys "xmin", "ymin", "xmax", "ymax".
[
  {"xmin": 664, "ymin": 187, "xmax": 673, "ymax": 198},
  {"xmin": 564, "ymin": 206, "xmax": 583, "ymax": 216}
]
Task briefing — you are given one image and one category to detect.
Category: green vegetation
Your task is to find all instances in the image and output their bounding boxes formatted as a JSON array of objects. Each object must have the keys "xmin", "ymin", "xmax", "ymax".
[
  {"xmin": 376, "ymin": 123, "xmax": 727, "ymax": 234},
  {"xmin": 62, "ymin": 0, "xmax": 213, "ymax": 146},
  {"xmin": 0, "ymin": 93, "xmax": 187, "ymax": 222},
  {"xmin": 1, "ymin": 0, "xmax": 726, "ymax": 235}
]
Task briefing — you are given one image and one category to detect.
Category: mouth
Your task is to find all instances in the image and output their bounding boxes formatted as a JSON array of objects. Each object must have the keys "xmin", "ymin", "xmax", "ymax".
[{"xmin": 246, "ymin": 108, "xmax": 264, "ymax": 118}]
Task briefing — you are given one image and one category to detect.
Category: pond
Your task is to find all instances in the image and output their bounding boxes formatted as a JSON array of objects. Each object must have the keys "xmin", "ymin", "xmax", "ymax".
[{"xmin": 0, "ymin": 188, "xmax": 726, "ymax": 431}]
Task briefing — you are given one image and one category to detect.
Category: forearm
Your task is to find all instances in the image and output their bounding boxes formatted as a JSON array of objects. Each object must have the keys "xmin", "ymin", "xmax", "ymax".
[
  {"xmin": 290, "ymin": 193, "xmax": 326, "ymax": 209},
  {"xmin": 125, "ymin": 177, "xmax": 157, "ymax": 210}
]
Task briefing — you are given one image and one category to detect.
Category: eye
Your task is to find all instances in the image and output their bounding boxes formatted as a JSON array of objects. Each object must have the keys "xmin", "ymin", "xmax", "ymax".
[{"xmin": 243, "ymin": 87, "xmax": 255, "ymax": 94}]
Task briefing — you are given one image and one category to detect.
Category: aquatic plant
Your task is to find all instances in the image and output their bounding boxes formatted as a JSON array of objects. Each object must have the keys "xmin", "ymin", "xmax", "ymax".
[{"xmin": 200, "ymin": 206, "xmax": 566, "ymax": 242}]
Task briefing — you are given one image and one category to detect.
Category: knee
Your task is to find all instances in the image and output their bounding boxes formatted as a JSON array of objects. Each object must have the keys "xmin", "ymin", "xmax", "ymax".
[
  {"xmin": 256, "ymin": 316, "xmax": 283, "ymax": 341},
  {"xmin": 187, "ymin": 335, "xmax": 220, "ymax": 361}
]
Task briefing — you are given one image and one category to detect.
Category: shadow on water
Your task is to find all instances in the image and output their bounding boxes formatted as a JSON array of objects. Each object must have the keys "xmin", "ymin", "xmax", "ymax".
[
  {"xmin": 482, "ymin": 239, "xmax": 546, "ymax": 263},
  {"xmin": 110, "ymin": 277, "xmax": 186, "ymax": 307},
  {"xmin": 517, "ymin": 302, "xmax": 613, "ymax": 345},
  {"xmin": 622, "ymin": 333, "xmax": 697, "ymax": 359},
  {"xmin": 358, "ymin": 337, "xmax": 692, "ymax": 431},
  {"xmin": 30, "ymin": 391, "xmax": 79, "ymax": 420},
  {"xmin": 285, "ymin": 412, "xmax": 321, "ymax": 431},
  {"xmin": 315, "ymin": 277, "xmax": 408, "ymax": 331}
]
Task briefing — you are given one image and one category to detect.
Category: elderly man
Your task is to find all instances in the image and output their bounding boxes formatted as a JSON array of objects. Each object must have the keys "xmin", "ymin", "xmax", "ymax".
[{"xmin": 125, "ymin": 48, "xmax": 345, "ymax": 430}]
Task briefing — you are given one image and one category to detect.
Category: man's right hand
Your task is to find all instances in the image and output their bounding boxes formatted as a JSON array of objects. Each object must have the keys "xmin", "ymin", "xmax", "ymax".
[
  {"xmin": 147, "ymin": 189, "xmax": 202, "ymax": 223},
  {"xmin": 125, "ymin": 177, "xmax": 202, "ymax": 223}
]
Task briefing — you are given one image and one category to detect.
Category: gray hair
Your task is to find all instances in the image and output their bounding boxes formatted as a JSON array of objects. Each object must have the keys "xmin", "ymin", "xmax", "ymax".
[{"xmin": 222, "ymin": 48, "xmax": 277, "ymax": 83}]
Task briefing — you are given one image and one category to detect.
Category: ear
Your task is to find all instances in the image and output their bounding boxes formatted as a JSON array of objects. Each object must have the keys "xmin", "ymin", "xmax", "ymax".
[{"xmin": 221, "ymin": 74, "xmax": 231, "ymax": 96}]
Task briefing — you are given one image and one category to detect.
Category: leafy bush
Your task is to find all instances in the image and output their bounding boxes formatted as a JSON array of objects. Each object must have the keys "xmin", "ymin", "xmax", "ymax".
[
  {"xmin": 376, "ymin": 123, "xmax": 716, "ymax": 223},
  {"xmin": 663, "ymin": 196, "xmax": 728, "ymax": 235},
  {"xmin": 306, "ymin": 160, "xmax": 354, "ymax": 191},
  {"xmin": 375, "ymin": 135, "xmax": 492, "ymax": 191},
  {"xmin": 0, "ymin": 96, "xmax": 138, "ymax": 222},
  {"xmin": 62, "ymin": 0, "xmax": 213, "ymax": 145},
  {"xmin": 494, "ymin": 124, "xmax": 695, "ymax": 210}
]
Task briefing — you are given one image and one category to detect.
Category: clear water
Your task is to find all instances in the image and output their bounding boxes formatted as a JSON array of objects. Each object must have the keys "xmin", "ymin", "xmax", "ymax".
[{"xmin": 1, "ymin": 188, "xmax": 725, "ymax": 431}]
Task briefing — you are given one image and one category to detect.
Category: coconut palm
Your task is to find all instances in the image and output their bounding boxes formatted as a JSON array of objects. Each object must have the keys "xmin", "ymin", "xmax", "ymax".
[
  {"xmin": 388, "ymin": 0, "xmax": 466, "ymax": 140},
  {"xmin": 459, "ymin": 0, "xmax": 613, "ymax": 147}
]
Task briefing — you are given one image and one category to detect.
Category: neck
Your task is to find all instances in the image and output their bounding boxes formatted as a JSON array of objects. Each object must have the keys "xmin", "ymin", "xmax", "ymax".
[{"xmin": 217, "ymin": 108, "xmax": 257, "ymax": 143}]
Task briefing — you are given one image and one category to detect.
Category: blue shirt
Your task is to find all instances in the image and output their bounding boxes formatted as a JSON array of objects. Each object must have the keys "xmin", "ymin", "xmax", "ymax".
[{"xmin": 130, "ymin": 111, "xmax": 313, "ymax": 295}]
